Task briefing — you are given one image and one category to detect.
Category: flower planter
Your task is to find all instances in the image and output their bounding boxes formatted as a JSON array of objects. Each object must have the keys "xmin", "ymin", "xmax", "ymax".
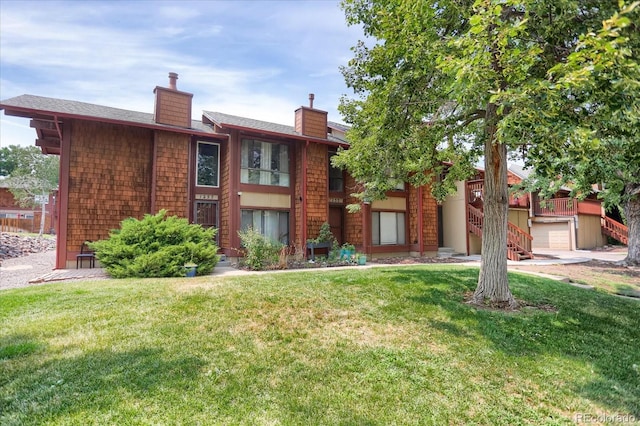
[
  {"xmin": 184, "ymin": 265, "xmax": 197, "ymax": 277},
  {"xmin": 357, "ymin": 255, "xmax": 366, "ymax": 265},
  {"xmin": 339, "ymin": 248, "xmax": 355, "ymax": 261},
  {"xmin": 306, "ymin": 242, "xmax": 332, "ymax": 261}
]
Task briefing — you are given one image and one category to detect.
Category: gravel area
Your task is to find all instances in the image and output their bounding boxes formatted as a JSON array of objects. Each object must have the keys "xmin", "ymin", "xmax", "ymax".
[{"xmin": 0, "ymin": 249, "xmax": 58, "ymax": 290}]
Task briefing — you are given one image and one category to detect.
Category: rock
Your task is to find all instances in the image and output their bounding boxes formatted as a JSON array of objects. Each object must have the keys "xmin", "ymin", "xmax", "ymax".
[{"xmin": 0, "ymin": 232, "xmax": 56, "ymax": 264}]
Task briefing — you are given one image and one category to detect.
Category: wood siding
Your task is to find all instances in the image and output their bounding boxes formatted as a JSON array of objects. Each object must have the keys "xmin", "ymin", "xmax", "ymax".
[{"xmin": 66, "ymin": 120, "xmax": 153, "ymax": 264}]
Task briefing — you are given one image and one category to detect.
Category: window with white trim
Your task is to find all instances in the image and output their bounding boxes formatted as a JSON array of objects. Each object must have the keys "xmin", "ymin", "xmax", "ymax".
[
  {"xmin": 240, "ymin": 139, "xmax": 290, "ymax": 187},
  {"xmin": 196, "ymin": 142, "xmax": 220, "ymax": 187},
  {"xmin": 372, "ymin": 211, "xmax": 406, "ymax": 245},
  {"xmin": 241, "ymin": 209, "xmax": 289, "ymax": 244}
]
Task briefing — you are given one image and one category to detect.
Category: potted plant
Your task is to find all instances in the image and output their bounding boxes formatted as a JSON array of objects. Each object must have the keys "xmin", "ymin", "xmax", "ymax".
[
  {"xmin": 184, "ymin": 261, "xmax": 198, "ymax": 277},
  {"xmin": 340, "ymin": 243, "xmax": 355, "ymax": 261},
  {"xmin": 356, "ymin": 253, "xmax": 367, "ymax": 265},
  {"xmin": 306, "ymin": 222, "xmax": 336, "ymax": 261}
]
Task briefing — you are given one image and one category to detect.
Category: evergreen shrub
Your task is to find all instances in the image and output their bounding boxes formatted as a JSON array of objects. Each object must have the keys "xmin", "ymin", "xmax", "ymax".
[{"xmin": 89, "ymin": 210, "xmax": 219, "ymax": 278}]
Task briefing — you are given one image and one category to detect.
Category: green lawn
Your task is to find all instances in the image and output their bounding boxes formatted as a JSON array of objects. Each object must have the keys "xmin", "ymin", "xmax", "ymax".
[{"xmin": 1, "ymin": 266, "xmax": 638, "ymax": 425}]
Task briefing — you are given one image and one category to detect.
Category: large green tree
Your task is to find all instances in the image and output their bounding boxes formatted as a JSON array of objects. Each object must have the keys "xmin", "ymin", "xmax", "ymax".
[
  {"xmin": 510, "ymin": 3, "xmax": 639, "ymax": 265},
  {"xmin": 335, "ymin": 0, "xmax": 624, "ymax": 307},
  {"xmin": 2, "ymin": 145, "xmax": 59, "ymax": 235}
]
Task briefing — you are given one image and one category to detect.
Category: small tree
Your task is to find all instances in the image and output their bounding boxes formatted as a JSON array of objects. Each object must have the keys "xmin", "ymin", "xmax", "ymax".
[
  {"xmin": 2, "ymin": 145, "xmax": 59, "ymax": 236},
  {"xmin": 90, "ymin": 210, "xmax": 219, "ymax": 278}
]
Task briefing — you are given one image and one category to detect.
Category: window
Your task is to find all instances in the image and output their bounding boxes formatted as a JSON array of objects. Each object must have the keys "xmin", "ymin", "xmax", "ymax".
[
  {"xmin": 196, "ymin": 142, "xmax": 220, "ymax": 187},
  {"xmin": 372, "ymin": 212, "xmax": 406, "ymax": 245},
  {"xmin": 328, "ymin": 150, "xmax": 344, "ymax": 192},
  {"xmin": 241, "ymin": 139, "xmax": 289, "ymax": 187},
  {"xmin": 241, "ymin": 209, "xmax": 289, "ymax": 244}
]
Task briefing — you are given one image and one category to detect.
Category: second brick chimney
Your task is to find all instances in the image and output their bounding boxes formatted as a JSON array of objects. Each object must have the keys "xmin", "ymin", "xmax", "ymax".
[
  {"xmin": 154, "ymin": 72, "xmax": 193, "ymax": 128},
  {"xmin": 295, "ymin": 93, "xmax": 327, "ymax": 139}
]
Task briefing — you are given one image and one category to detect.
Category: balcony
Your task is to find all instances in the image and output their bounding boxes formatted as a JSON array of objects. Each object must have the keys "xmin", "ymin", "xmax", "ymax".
[{"xmin": 533, "ymin": 197, "xmax": 602, "ymax": 217}]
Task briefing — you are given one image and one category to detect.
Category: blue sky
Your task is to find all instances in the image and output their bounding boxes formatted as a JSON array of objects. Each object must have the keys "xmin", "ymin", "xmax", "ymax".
[{"xmin": 0, "ymin": 0, "xmax": 365, "ymax": 147}]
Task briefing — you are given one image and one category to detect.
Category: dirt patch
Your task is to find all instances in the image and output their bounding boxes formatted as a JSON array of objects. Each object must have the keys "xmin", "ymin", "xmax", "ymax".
[
  {"xmin": 462, "ymin": 291, "xmax": 559, "ymax": 313},
  {"xmin": 511, "ymin": 260, "xmax": 640, "ymax": 298}
]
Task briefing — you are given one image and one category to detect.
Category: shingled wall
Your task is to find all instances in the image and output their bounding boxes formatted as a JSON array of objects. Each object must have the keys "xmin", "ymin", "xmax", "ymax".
[
  {"xmin": 408, "ymin": 184, "xmax": 439, "ymax": 252},
  {"xmin": 66, "ymin": 121, "xmax": 153, "ymax": 264},
  {"xmin": 343, "ymin": 174, "xmax": 362, "ymax": 247},
  {"xmin": 153, "ymin": 131, "xmax": 189, "ymax": 217},
  {"xmin": 305, "ymin": 143, "xmax": 329, "ymax": 240},
  {"xmin": 219, "ymin": 142, "xmax": 231, "ymax": 250}
]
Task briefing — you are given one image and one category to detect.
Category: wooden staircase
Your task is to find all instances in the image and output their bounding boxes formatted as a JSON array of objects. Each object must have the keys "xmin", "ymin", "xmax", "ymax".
[
  {"xmin": 467, "ymin": 205, "xmax": 534, "ymax": 261},
  {"xmin": 601, "ymin": 216, "xmax": 628, "ymax": 245}
]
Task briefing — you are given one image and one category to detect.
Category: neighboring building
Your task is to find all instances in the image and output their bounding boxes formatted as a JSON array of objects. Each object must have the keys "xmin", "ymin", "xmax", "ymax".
[
  {"xmin": 508, "ymin": 164, "xmax": 626, "ymax": 251},
  {"xmin": 0, "ymin": 73, "xmax": 440, "ymax": 268},
  {"xmin": 441, "ymin": 164, "xmax": 628, "ymax": 259},
  {"xmin": 0, "ymin": 180, "xmax": 56, "ymax": 234}
]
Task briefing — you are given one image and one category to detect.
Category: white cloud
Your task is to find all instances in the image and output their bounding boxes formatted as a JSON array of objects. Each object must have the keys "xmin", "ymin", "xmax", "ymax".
[{"xmin": 0, "ymin": 0, "xmax": 363, "ymax": 148}]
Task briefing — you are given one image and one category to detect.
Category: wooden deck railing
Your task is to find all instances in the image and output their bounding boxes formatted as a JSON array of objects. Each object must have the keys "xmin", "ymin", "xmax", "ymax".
[
  {"xmin": 601, "ymin": 216, "xmax": 628, "ymax": 245},
  {"xmin": 467, "ymin": 204, "xmax": 483, "ymax": 238},
  {"xmin": 507, "ymin": 222, "xmax": 534, "ymax": 261},
  {"xmin": 534, "ymin": 197, "xmax": 577, "ymax": 216},
  {"xmin": 466, "ymin": 205, "xmax": 534, "ymax": 260}
]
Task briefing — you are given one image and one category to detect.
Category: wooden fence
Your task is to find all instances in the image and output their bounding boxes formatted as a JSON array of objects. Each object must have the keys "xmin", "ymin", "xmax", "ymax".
[{"xmin": 0, "ymin": 218, "xmax": 36, "ymax": 233}]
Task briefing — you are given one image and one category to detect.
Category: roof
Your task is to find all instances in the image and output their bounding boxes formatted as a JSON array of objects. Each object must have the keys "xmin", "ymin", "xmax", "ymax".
[
  {"xmin": 0, "ymin": 94, "xmax": 350, "ymax": 152},
  {"xmin": 0, "ymin": 94, "xmax": 214, "ymax": 135},
  {"xmin": 203, "ymin": 111, "xmax": 349, "ymax": 146},
  {"xmin": 328, "ymin": 121, "xmax": 350, "ymax": 133},
  {"xmin": 508, "ymin": 163, "xmax": 533, "ymax": 180}
]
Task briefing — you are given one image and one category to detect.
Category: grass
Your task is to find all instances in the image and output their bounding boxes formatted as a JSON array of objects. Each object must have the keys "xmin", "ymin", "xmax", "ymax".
[{"xmin": 1, "ymin": 266, "xmax": 639, "ymax": 425}]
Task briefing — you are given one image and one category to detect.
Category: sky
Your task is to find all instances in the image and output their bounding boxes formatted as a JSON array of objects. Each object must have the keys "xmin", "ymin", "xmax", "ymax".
[{"xmin": 0, "ymin": 0, "xmax": 366, "ymax": 148}]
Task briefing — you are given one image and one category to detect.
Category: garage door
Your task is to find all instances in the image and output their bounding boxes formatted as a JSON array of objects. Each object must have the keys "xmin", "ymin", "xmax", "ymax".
[{"xmin": 531, "ymin": 222, "xmax": 571, "ymax": 250}]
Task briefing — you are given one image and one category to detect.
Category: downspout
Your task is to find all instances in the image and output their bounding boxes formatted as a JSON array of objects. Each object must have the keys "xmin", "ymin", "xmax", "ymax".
[
  {"xmin": 418, "ymin": 186, "xmax": 424, "ymax": 256},
  {"xmin": 302, "ymin": 140, "xmax": 309, "ymax": 255}
]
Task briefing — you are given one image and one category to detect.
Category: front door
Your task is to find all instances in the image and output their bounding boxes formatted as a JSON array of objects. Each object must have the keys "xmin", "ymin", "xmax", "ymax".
[
  {"xmin": 194, "ymin": 201, "xmax": 219, "ymax": 243},
  {"xmin": 329, "ymin": 206, "xmax": 344, "ymax": 245}
]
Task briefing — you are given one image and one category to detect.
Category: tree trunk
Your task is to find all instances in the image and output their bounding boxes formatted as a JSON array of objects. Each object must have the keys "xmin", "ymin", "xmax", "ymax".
[
  {"xmin": 623, "ymin": 183, "xmax": 640, "ymax": 266},
  {"xmin": 471, "ymin": 105, "xmax": 517, "ymax": 308}
]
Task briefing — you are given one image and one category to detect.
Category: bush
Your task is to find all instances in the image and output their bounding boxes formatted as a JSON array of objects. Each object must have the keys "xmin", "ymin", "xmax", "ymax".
[
  {"xmin": 89, "ymin": 210, "xmax": 219, "ymax": 278},
  {"xmin": 238, "ymin": 227, "xmax": 284, "ymax": 270}
]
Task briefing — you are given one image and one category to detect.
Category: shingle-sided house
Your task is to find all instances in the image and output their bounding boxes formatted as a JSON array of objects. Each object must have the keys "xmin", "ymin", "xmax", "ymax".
[{"xmin": 0, "ymin": 73, "xmax": 440, "ymax": 268}]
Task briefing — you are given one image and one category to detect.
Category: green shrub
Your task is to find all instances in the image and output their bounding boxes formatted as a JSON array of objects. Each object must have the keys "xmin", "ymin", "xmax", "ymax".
[
  {"xmin": 89, "ymin": 210, "xmax": 219, "ymax": 278},
  {"xmin": 238, "ymin": 227, "xmax": 283, "ymax": 270}
]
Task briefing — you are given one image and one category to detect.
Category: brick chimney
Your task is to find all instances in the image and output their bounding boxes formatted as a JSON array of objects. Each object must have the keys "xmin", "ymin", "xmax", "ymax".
[
  {"xmin": 153, "ymin": 72, "xmax": 193, "ymax": 128},
  {"xmin": 295, "ymin": 93, "xmax": 328, "ymax": 139}
]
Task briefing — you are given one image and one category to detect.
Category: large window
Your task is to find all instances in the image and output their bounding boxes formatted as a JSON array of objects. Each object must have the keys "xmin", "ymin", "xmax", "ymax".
[
  {"xmin": 241, "ymin": 139, "xmax": 289, "ymax": 187},
  {"xmin": 196, "ymin": 142, "xmax": 220, "ymax": 187},
  {"xmin": 372, "ymin": 212, "xmax": 406, "ymax": 245},
  {"xmin": 241, "ymin": 209, "xmax": 289, "ymax": 244},
  {"xmin": 328, "ymin": 150, "xmax": 344, "ymax": 192}
]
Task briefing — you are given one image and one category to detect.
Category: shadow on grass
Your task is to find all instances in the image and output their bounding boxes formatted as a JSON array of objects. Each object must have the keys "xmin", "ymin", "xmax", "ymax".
[
  {"xmin": 384, "ymin": 266, "xmax": 640, "ymax": 417},
  {"xmin": 1, "ymin": 343, "xmax": 205, "ymax": 424},
  {"xmin": 0, "ymin": 334, "xmax": 46, "ymax": 361}
]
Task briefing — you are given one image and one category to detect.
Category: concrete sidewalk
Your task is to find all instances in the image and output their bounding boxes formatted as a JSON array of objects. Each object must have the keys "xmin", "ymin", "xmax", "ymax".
[{"xmin": 24, "ymin": 247, "xmax": 628, "ymax": 285}]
